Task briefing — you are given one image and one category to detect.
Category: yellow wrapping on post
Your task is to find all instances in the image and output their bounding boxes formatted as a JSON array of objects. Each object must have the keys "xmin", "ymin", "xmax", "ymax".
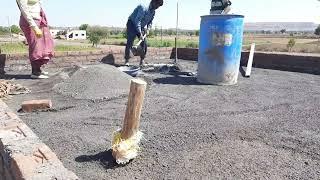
[{"xmin": 112, "ymin": 129, "xmax": 143, "ymax": 164}]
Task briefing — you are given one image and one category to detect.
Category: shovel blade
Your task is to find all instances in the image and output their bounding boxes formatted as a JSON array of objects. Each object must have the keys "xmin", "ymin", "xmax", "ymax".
[{"xmin": 132, "ymin": 45, "xmax": 144, "ymax": 56}]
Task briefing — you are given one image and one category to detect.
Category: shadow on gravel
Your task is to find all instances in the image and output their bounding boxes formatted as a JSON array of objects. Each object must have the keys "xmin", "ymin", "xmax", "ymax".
[
  {"xmin": 239, "ymin": 66, "xmax": 247, "ymax": 77},
  {"xmin": 0, "ymin": 74, "xmax": 32, "ymax": 80},
  {"xmin": 75, "ymin": 149, "xmax": 131, "ymax": 170},
  {"xmin": 153, "ymin": 75, "xmax": 206, "ymax": 85}
]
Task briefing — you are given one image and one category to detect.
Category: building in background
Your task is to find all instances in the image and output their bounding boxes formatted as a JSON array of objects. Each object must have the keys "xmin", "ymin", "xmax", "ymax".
[
  {"xmin": 66, "ymin": 30, "xmax": 87, "ymax": 40},
  {"xmin": 50, "ymin": 29, "xmax": 61, "ymax": 38}
]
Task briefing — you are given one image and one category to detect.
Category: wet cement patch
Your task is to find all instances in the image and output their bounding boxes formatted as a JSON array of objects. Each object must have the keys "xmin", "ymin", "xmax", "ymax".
[{"xmin": 3, "ymin": 61, "xmax": 320, "ymax": 179}]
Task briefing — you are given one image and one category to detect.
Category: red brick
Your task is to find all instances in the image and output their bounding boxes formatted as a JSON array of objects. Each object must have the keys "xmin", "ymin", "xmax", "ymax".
[{"xmin": 21, "ymin": 99, "xmax": 52, "ymax": 113}]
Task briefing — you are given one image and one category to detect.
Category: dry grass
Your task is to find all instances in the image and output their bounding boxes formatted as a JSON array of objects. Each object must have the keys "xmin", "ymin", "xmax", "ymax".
[
  {"xmin": 243, "ymin": 36, "xmax": 320, "ymax": 53},
  {"xmin": 0, "ymin": 42, "xmax": 98, "ymax": 54}
]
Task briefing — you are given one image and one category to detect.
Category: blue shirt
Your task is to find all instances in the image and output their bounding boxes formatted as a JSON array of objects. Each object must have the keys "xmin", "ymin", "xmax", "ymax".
[{"xmin": 129, "ymin": 4, "xmax": 155, "ymax": 35}]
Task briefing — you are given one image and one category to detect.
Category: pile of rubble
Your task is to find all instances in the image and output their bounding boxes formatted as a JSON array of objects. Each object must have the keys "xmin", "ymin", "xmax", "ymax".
[{"xmin": 0, "ymin": 80, "xmax": 30, "ymax": 98}]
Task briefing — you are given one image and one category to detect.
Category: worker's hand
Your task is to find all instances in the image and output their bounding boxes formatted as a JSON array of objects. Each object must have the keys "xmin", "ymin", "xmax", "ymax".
[
  {"xmin": 139, "ymin": 35, "xmax": 144, "ymax": 41},
  {"xmin": 32, "ymin": 27, "xmax": 43, "ymax": 38}
]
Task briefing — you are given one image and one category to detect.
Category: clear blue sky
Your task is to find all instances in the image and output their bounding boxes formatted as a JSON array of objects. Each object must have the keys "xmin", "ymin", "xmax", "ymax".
[{"xmin": 1, "ymin": 0, "xmax": 319, "ymax": 29}]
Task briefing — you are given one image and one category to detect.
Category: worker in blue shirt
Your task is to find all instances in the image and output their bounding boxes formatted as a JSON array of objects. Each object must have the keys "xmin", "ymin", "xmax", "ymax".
[{"xmin": 125, "ymin": 0, "xmax": 164, "ymax": 66}]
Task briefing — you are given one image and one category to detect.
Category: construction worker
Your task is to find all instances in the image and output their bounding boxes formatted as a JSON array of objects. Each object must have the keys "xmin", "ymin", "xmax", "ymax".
[
  {"xmin": 124, "ymin": 0, "xmax": 164, "ymax": 66},
  {"xmin": 210, "ymin": 0, "xmax": 232, "ymax": 14},
  {"xmin": 16, "ymin": 0, "xmax": 54, "ymax": 79}
]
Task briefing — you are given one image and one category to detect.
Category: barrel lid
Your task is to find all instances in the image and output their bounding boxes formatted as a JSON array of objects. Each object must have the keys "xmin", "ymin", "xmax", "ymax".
[{"xmin": 201, "ymin": 14, "xmax": 244, "ymax": 19}]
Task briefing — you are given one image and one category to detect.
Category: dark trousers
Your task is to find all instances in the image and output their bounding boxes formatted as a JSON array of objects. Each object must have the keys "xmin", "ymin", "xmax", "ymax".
[
  {"xmin": 31, "ymin": 59, "xmax": 49, "ymax": 75},
  {"xmin": 125, "ymin": 20, "xmax": 147, "ymax": 62}
]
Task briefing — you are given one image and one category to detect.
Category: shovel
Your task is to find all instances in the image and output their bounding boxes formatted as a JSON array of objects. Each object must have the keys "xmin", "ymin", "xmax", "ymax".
[{"xmin": 132, "ymin": 34, "xmax": 147, "ymax": 56}]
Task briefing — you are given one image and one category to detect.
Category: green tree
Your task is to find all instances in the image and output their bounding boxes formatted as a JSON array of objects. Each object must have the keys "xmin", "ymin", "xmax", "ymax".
[
  {"xmin": 87, "ymin": 26, "xmax": 110, "ymax": 47},
  {"xmin": 167, "ymin": 29, "xmax": 175, "ymax": 36},
  {"xmin": 10, "ymin": 25, "xmax": 21, "ymax": 34},
  {"xmin": 89, "ymin": 34, "xmax": 101, "ymax": 47},
  {"xmin": 148, "ymin": 29, "xmax": 155, "ymax": 38},
  {"xmin": 315, "ymin": 25, "xmax": 320, "ymax": 36},
  {"xmin": 154, "ymin": 27, "xmax": 160, "ymax": 36},
  {"xmin": 0, "ymin": 26, "xmax": 10, "ymax": 35},
  {"xmin": 315, "ymin": 25, "xmax": 320, "ymax": 43},
  {"xmin": 195, "ymin": 30, "xmax": 200, "ymax": 36},
  {"xmin": 122, "ymin": 30, "xmax": 127, "ymax": 39},
  {"xmin": 87, "ymin": 26, "xmax": 109, "ymax": 38},
  {"xmin": 287, "ymin": 38, "xmax": 296, "ymax": 52},
  {"xmin": 280, "ymin": 29, "xmax": 286, "ymax": 34},
  {"xmin": 79, "ymin": 24, "xmax": 89, "ymax": 31}
]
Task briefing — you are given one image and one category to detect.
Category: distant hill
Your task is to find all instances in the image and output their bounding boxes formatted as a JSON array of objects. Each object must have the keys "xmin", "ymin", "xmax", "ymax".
[{"xmin": 244, "ymin": 22, "xmax": 319, "ymax": 32}]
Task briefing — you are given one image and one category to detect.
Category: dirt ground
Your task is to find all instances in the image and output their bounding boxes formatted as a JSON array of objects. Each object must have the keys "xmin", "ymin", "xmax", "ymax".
[{"xmin": 2, "ymin": 60, "xmax": 320, "ymax": 179}]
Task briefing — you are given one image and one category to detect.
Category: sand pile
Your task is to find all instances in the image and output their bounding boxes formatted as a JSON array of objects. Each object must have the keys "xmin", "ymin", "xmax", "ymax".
[{"xmin": 53, "ymin": 65, "xmax": 132, "ymax": 100}]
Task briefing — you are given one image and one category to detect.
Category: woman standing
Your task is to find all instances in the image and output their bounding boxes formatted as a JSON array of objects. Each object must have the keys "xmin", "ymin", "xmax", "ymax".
[{"xmin": 16, "ymin": 0, "xmax": 54, "ymax": 79}]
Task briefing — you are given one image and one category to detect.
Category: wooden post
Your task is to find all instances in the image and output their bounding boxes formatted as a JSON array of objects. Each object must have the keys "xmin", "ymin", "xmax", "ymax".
[
  {"xmin": 175, "ymin": 1, "xmax": 179, "ymax": 64},
  {"xmin": 121, "ymin": 79, "xmax": 147, "ymax": 140},
  {"xmin": 245, "ymin": 43, "xmax": 256, "ymax": 77}
]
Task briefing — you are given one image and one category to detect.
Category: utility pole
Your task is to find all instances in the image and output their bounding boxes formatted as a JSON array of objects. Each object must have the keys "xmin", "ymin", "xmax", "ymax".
[
  {"xmin": 7, "ymin": 16, "xmax": 13, "ymax": 43},
  {"xmin": 175, "ymin": 1, "xmax": 179, "ymax": 64},
  {"xmin": 161, "ymin": 26, "xmax": 163, "ymax": 44}
]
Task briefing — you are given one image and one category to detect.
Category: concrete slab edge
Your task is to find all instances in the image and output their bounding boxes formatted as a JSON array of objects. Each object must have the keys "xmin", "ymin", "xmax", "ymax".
[{"xmin": 0, "ymin": 100, "xmax": 79, "ymax": 180}]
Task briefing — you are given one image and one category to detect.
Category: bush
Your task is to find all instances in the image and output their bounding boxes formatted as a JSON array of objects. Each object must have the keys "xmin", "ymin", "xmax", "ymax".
[
  {"xmin": 89, "ymin": 34, "xmax": 101, "ymax": 47},
  {"xmin": 287, "ymin": 38, "xmax": 296, "ymax": 52},
  {"xmin": 10, "ymin": 25, "xmax": 21, "ymax": 34},
  {"xmin": 0, "ymin": 26, "xmax": 9, "ymax": 35},
  {"xmin": 195, "ymin": 30, "xmax": 200, "ymax": 36},
  {"xmin": 162, "ymin": 41, "xmax": 172, "ymax": 47},
  {"xmin": 315, "ymin": 25, "xmax": 320, "ymax": 36},
  {"xmin": 148, "ymin": 29, "xmax": 155, "ymax": 38},
  {"xmin": 186, "ymin": 42, "xmax": 198, "ymax": 48},
  {"xmin": 122, "ymin": 30, "xmax": 127, "ymax": 39},
  {"xmin": 87, "ymin": 26, "xmax": 109, "ymax": 38},
  {"xmin": 280, "ymin": 29, "xmax": 286, "ymax": 34}
]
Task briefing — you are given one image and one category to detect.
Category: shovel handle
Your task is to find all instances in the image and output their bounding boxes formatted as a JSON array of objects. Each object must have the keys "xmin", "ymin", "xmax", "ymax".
[{"xmin": 135, "ymin": 34, "xmax": 147, "ymax": 46}]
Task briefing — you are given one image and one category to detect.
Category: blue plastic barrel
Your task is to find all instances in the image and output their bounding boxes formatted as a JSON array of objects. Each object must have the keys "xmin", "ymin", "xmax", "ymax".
[{"xmin": 197, "ymin": 15, "xmax": 244, "ymax": 85}]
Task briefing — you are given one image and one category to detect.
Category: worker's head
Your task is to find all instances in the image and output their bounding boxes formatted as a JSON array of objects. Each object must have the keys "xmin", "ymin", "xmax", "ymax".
[{"xmin": 150, "ymin": 0, "xmax": 163, "ymax": 10}]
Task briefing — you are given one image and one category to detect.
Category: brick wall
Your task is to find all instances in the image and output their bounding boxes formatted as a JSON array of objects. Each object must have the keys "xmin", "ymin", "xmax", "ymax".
[
  {"xmin": 171, "ymin": 48, "xmax": 198, "ymax": 61},
  {"xmin": 172, "ymin": 48, "xmax": 320, "ymax": 75},
  {"xmin": 0, "ymin": 100, "xmax": 79, "ymax": 180},
  {"xmin": 240, "ymin": 51, "xmax": 320, "ymax": 75},
  {"xmin": 1, "ymin": 46, "xmax": 174, "ymax": 72},
  {"xmin": 1, "ymin": 46, "xmax": 320, "ymax": 75}
]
